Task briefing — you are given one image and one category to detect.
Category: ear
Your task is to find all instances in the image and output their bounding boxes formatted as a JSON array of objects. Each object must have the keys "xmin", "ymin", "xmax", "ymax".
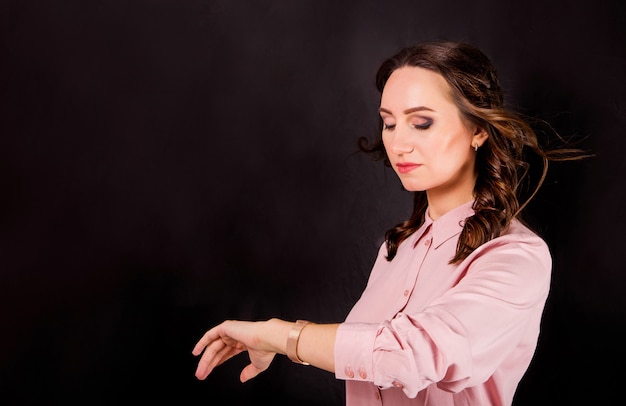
[{"xmin": 472, "ymin": 126, "xmax": 489, "ymax": 148}]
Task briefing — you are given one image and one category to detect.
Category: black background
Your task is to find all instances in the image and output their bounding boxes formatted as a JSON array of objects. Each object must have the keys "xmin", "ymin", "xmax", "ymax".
[{"xmin": 1, "ymin": 1, "xmax": 625, "ymax": 404}]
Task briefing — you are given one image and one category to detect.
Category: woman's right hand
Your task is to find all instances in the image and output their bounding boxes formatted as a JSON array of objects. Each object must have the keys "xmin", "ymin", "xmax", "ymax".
[{"xmin": 192, "ymin": 319, "xmax": 287, "ymax": 382}]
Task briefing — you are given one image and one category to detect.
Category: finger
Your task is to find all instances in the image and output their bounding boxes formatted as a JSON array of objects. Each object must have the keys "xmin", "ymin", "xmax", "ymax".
[
  {"xmin": 239, "ymin": 363, "xmax": 264, "ymax": 383},
  {"xmin": 195, "ymin": 339, "xmax": 226, "ymax": 379},
  {"xmin": 214, "ymin": 344, "xmax": 244, "ymax": 368},
  {"xmin": 192, "ymin": 326, "xmax": 221, "ymax": 356},
  {"xmin": 195, "ymin": 338, "xmax": 244, "ymax": 380}
]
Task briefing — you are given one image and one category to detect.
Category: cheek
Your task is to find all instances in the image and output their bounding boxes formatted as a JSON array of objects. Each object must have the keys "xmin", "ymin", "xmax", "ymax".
[
  {"xmin": 436, "ymin": 128, "xmax": 473, "ymax": 156},
  {"xmin": 426, "ymin": 137, "xmax": 472, "ymax": 170},
  {"xmin": 382, "ymin": 136, "xmax": 394, "ymax": 158},
  {"xmin": 382, "ymin": 132, "xmax": 390, "ymax": 145}
]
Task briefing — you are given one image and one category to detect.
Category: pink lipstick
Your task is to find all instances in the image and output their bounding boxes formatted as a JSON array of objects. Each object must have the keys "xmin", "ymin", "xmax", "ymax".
[{"xmin": 396, "ymin": 163, "xmax": 421, "ymax": 174}]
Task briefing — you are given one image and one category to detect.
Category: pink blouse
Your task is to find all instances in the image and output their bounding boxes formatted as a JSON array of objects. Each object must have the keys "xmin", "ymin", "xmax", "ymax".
[{"xmin": 334, "ymin": 201, "xmax": 551, "ymax": 405}]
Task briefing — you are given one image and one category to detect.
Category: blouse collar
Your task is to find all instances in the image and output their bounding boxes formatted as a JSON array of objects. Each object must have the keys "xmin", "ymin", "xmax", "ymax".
[{"xmin": 418, "ymin": 200, "xmax": 476, "ymax": 249}]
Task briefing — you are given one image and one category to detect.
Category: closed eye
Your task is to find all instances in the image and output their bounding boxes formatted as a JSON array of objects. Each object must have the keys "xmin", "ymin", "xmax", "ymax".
[{"xmin": 413, "ymin": 121, "xmax": 432, "ymax": 130}]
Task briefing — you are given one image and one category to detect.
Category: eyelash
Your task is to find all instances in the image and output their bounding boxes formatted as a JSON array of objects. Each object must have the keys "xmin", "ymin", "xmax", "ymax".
[{"xmin": 382, "ymin": 122, "xmax": 432, "ymax": 131}]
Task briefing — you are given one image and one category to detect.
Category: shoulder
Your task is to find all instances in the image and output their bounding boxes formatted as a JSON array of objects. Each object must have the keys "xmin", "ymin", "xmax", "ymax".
[
  {"xmin": 503, "ymin": 219, "xmax": 550, "ymax": 251},
  {"xmin": 461, "ymin": 219, "xmax": 553, "ymax": 303},
  {"xmin": 469, "ymin": 218, "xmax": 552, "ymax": 275}
]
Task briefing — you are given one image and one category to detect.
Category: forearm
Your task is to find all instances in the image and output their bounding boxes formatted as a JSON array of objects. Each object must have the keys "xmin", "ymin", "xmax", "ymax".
[{"xmin": 265, "ymin": 318, "xmax": 338, "ymax": 373}]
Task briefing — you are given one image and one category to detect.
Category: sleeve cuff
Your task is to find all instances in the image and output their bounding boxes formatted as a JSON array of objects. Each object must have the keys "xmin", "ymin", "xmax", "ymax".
[{"xmin": 334, "ymin": 322, "xmax": 380, "ymax": 381}]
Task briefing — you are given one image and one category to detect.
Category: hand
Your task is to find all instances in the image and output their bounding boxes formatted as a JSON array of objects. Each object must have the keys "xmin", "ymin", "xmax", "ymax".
[{"xmin": 192, "ymin": 320, "xmax": 278, "ymax": 383}]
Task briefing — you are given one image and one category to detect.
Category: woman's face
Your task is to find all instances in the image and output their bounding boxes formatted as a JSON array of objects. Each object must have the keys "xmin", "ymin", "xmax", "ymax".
[{"xmin": 380, "ymin": 66, "xmax": 487, "ymax": 213}]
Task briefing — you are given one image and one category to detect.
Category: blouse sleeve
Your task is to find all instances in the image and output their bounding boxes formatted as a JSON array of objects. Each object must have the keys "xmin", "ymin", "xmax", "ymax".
[{"xmin": 334, "ymin": 231, "xmax": 551, "ymax": 398}]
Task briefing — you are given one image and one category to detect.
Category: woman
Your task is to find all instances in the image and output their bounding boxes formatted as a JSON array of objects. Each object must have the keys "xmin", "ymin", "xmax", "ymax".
[{"xmin": 192, "ymin": 41, "xmax": 586, "ymax": 405}]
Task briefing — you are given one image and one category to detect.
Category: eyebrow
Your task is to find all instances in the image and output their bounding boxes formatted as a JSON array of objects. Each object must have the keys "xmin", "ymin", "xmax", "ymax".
[{"xmin": 379, "ymin": 106, "xmax": 435, "ymax": 115}]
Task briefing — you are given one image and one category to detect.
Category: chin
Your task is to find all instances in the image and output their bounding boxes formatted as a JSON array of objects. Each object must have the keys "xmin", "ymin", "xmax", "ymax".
[{"xmin": 400, "ymin": 182, "xmax": 427, "ymax": 192}]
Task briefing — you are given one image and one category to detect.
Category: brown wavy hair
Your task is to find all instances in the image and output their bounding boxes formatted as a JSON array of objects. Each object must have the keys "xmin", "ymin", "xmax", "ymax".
[{"xmin": 358, "ymin": 41, "xmax": 590, "ymax": 264}]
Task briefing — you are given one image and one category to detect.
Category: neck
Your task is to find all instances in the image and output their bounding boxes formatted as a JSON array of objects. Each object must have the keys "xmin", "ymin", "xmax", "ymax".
[{"xmin": 426, "ymin": 192, "xmax": 474, "ymax": 221}]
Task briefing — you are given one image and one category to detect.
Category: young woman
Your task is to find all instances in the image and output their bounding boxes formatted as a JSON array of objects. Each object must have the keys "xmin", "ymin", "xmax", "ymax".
[{"xmin": 192, "ymin": 41, "xmax": 587, "ymax": 405}]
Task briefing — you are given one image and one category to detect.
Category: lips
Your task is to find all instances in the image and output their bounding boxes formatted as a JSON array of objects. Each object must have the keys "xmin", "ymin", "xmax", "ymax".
[{"xmin": 396, "ymin": 162, "xmax": 421, "ymax": 174}]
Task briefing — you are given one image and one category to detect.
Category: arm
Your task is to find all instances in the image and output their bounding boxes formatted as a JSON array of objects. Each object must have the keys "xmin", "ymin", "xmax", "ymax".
[
  {"xmin": 335, "ymin": 231, "xmax": 552, "ymax": 396},
  {"xmin": 192, "ymin": 318, "xmax": 339, "ymax": 382}
]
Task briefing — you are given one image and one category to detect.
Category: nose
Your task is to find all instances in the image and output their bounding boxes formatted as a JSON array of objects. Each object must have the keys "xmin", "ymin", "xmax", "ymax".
[{"xmin": 387, "ymin": 126, "xmax": 414, "ymax": 155}]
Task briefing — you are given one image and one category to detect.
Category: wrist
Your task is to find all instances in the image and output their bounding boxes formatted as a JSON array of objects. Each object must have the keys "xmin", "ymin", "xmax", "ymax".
[
  {"xmin": 286, "ymin": 320, "xmax": 312, "ymax": 365},
  {"xmin": 264, "ymin": 318, "xmax": 292, "ymax": 354}
]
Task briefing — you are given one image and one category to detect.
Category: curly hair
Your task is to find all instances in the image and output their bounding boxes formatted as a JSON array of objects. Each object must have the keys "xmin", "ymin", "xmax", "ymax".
[{"xmin": 358, "ymin": 41, "xmax": 589, "ymax": 263}]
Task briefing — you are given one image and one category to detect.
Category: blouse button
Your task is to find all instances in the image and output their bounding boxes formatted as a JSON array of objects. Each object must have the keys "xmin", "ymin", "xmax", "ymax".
[
  {"xmin": 392, "ymin": 380, "xmax": 404, "ymax": 388},
  {"xmin": 403, "ymin": 289, "xmax": 409, "ymax": 297},
  {"xmin": 424, "ymin": 238, "xmax": 431, "ymax": 246},
  {"xmin": 359, "ymin": 367, "xmax": 367, "ymax": 379},
  {"xmin": 345, "ymin": 366, "xmax": 354, "ymax": 378}
]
